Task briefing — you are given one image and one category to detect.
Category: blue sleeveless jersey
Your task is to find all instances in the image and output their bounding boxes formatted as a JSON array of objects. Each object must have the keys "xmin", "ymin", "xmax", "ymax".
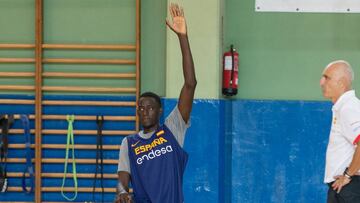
[{"xmin": 127, "ymin": 125, "xmax": 188, "ymax": 203}]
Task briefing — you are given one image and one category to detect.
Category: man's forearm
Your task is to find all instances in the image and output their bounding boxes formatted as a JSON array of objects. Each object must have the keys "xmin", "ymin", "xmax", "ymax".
[
  {"xmin": 117, "ymin": 171, "xmax": 130, "ymax": 193},
  {"xmin": 178, "ymin": 34, "xmax": 196, "ymax": 88},
  {"xmin": 347, "ymin": 144, "xmax": 360, "ymax": 176}
]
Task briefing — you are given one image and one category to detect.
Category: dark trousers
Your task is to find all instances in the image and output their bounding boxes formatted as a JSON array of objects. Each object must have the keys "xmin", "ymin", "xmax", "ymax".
[{"xmin": 327, "ymin": 176, "xmax": 360, "ymax": 203}]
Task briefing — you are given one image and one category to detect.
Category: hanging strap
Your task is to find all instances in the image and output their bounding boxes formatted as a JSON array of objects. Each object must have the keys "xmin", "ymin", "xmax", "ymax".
[
  {"xmin": 20, "ymin": 115, "xmax": 35, "ymax": 193},
  {"xmin": 61, "ymin": 115, "xmax": 78, "ymax": 201},
  {"xmin": 93, "ymin": 115, "xmax": 104, "ymax": 203},
  {"xmin": 0, "ymin": 115, "xmax": 14, "ymax": 193}
]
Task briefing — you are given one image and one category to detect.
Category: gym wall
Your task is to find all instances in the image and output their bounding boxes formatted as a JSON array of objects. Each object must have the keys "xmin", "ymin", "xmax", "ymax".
[
  {"xmin": 1, "ymin": 0, "xmax": 360, "ymax": 202},
  {"xmin": 222, "ymin": 1, "xmax": 360, "ymax": 202},
  {"xmin": 225, "ymin": 0, "xmax": 360, "ymax": 100}
]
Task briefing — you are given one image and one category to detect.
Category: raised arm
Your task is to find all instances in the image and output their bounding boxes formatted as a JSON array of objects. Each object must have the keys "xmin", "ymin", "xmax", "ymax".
[{"xmin": 166, "ymin": 3, "xmax": 197, "ymax": 122}]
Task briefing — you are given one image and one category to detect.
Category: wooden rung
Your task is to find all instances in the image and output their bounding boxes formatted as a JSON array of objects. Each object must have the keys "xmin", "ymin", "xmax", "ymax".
[
  {"xmin": 5, "ymin": 158, "xmax": 118, "ymax": 164},
  {"xmin": 42, "ymin": 187, "xmax": 116, "ymax": 193},
  {"xmin": 6, "ymin": 187, "xmax": 29, "ymax": 192},
  {"xmin": 0, "ymin": 115, "xmax": 32, "ymax": 120},
  {"xmin": 6, "ymin": 172, "xmax": 33, "ymax": 178},
  {"xmin": 42, "ymin": 58, "xmax": 136, "ymax": 65},
  {"xmin": 8, "ymin": 144, "xmax": 35, "ymax": 149},
  {"xmin": 0, "ymin": 114, "xmax": 129, "ymax": 122},
  {"xmin": 43, "ymin": 202, "xmax": 92, "ymax": 203},
  {"xmin": 0, "ymin": 100, "xmax": 135, "ymax": 106},
  {"xmin": 42, "ymin": 43, "xmax": 136, "ymax": 51},
  {"xmin": 41, "ymin": 172, "xmax": 117, "ymax": 179},
  {"xmin": 0, "ymin": 85, "xmax": 35, "ymax": 91},
  {"xmin": 0, "ymin": 201, "xmax": 32, "ymax": 203},
  {"xmin": 6, "ymin": 172, "xmax": 24, "ymax": 177},
  {"xmin": 13, "ymin": 115, "xmax": 36, "ymax": 119},
  {"xmin": 42, "ymin": 189, "xmax": 133, "ymax": 203},
  {"xmin": 43, "ymin": 202, "xmax": 104, "ymax": 203},
  {"xmin": 6, "ymin": 129, "xmax": 135, "ymax": 135},
  {"xmin": 42, "ymin": 144, "xmax": 120, "ymax": 150},
  {"xmin": 6, "ymin": 172, "xmax": 117, "ymax": 179},
  {"xmin": 0, "ymin": 58, "xmax": 35, "ymax": 63},
  {"xmin": 0, "ymin": 99, "xmax": 136, "ymax": 106},
  {"xmin": 42, "ymin": 129, "xmax": 136, "ymax": 135},
  {"xmin": 0, "ymin": 43, "xmax": 35, "ymax": 49},
  {"xmin": 42, "ymin": 158, "xmax": 118, "ymax": 164},
  {"xmin": 42, "ymin": 115, "xmax": 135, "ymax": 121},
  {"xmin": 42, "ymin": 86, "xmax": 136, "ymax": 93},
  {"xmin": 42, "ymin": 100, "xmax": 136, "ymax": 106},
  {"xmin": 8, "ymin": 129, "xmax": 34, "ymax": 134},
  {"xmin": 42, "ymin": 72, "xmax": 136, "ymax": 79},
  {"xmin": 6, "ymin": 158, "xmax": 27, "ymax": 163},
  {"xmin": 8, "ymin": 144, "xmax": 120, "ymax": 150},
  {"xmin": 0, "ymin": 99, "xmax": 35, "ymax": 105},
  {"xmin": 0, "ymin": 72, "xmax": 35, "ymax": 77}
]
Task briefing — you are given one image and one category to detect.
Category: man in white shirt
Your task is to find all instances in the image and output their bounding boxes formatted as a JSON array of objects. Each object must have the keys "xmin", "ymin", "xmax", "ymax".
[{"xmin": 320, "ymin": 60, "xmax": 360, "ymax": 202}]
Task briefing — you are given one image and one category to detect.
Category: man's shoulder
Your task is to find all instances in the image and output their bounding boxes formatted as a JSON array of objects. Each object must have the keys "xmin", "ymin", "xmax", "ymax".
[
  {"xmin": 339, "ymin": 99, "xmax": 360, "ymax": 121},
  {"xmin": 161, "ymin": 123, "xmax": 171, "ymax": 132},
  {"xmin": 124, "ymin": 133, "xmax": 140, "ymax": 142},
  {"xmin": 342, "ymin": 97, "xmax": 360, "ymax": 111},
  {"xmin": 127, "ymin": 133, "xmax": 138, "ymax": 138}
]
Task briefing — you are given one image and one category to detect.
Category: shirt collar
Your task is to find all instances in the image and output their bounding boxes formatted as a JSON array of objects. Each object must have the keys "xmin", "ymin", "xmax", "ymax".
[
  {"xmin": 332, "ymin": 90, "xmax": 355, "ymax": 112},
  {"xmin": 139, "ymin": 130, "xmax": 155, "ymax": 139}
]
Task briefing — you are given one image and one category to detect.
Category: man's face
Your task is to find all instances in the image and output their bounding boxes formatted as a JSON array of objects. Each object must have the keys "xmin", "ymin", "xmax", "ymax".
[
  {"xmin": 319, "ymin": 65, "xmax": 342, "ymax": 101},
  {"xmin": 137, "ymin": 97, "xmax": 162, "ymax": 131}
]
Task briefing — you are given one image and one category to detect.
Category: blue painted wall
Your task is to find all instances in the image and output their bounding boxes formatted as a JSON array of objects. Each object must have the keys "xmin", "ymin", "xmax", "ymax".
[
  {"xmin": 230, "ymin": 100, "xmax": 331, "ymax": 203},
  {"xmin": 172, "ymin": 99, "xmax": 331, "ymax": 203},
  {"xmin": 0, "ymin": 96, "xmax": 333, "ymax": 202},
  {"xmin": 162, "ymin": 99, "xmax": 222, "ymax": 203}
]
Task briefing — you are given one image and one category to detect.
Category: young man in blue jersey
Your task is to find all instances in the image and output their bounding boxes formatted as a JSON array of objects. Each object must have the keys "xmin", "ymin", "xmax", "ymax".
[{"xmin": 115, "ymin": 3, "xmax": 196, "ymax": 203}]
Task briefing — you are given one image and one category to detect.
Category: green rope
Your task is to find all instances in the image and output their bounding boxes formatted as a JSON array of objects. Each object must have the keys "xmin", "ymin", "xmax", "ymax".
[{"xmin": 61, "ymin": 115, "xmax": 78, "ymax": 201}]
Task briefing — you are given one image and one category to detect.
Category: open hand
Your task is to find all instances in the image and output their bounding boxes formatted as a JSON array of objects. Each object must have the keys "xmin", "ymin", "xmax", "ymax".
[
  {"xmin": 166, "ymin": 3, "xmax": 187, "ymax": 36},
  {"xmin": 114, "ymin": 193, "xmax": 133, "ymax": 203},
  {"xmin": 332, "ymin": 175, "xmax": 351, "ymax": 193}
]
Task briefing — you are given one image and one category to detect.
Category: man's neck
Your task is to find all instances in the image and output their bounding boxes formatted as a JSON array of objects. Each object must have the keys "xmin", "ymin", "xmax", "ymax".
[
  {"xmin": 332, "ymin": 96, "xmax": 340, "ymax": 104},
  {"xmin": 143, "ymin": 124, "xmax": 159, "ymax": 133},
  {"xmin": 332, "ymin": 89, "xmax": 352, "ymax": 104}
]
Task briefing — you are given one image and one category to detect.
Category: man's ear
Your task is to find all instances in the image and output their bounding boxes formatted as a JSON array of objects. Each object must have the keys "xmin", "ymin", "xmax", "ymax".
[{"xmin": 338, "ymin": 76, "xmax": 350, "ymax": 91}]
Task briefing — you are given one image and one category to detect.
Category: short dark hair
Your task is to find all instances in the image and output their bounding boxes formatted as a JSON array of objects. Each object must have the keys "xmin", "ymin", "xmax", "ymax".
[{"xmin": 139, "ymin": 92, "xmax": 162, "ymax": 108}]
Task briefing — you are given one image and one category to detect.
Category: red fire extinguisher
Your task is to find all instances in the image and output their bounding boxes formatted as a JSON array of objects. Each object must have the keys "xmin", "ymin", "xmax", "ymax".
[{"xmin": 222, "ymin": 45, "xmax": 238, "ymax": 96}]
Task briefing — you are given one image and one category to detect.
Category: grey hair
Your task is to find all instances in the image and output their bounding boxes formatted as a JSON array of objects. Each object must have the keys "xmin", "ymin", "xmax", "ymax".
[{"xmin": 325, "ymin": 60, "xmax": 354, "ymax": 82}]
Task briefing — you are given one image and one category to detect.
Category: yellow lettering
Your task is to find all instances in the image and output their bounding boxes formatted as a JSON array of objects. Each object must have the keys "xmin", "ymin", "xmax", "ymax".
[
  {"xmin": 134, "ymin": 137, "xmax": 169, "ymax": 155},
  {"xmin": 135, "ymin": 147, "xmax": 140, "ymax": 155},
  {"xmin": 159, "ymin": 137, "xmax": 167, "ymax": 144},
  {"xmin": 140, "ymin": 145, "xmax": 145, "ymax": 153},
  {"xmin": 145, "ymin": 144, "xmax": 151, "ymax": 151},
  {"xmin": 152, "ymin": 139, "xmax": 157, "ymax": 148},
  {"xmin": 153, "ymin": 138, "xmax": 160, "ymax": 146}
]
